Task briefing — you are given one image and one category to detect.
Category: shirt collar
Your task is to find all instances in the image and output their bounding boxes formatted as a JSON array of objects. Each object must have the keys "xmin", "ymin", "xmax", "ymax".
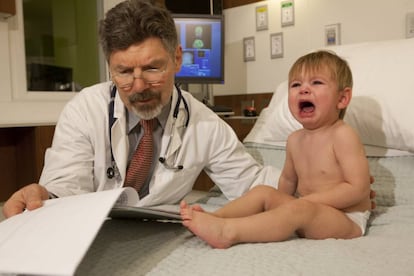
[{"xmin": 126, "ymin": 98, "xmax": 172, "ymax": 134}]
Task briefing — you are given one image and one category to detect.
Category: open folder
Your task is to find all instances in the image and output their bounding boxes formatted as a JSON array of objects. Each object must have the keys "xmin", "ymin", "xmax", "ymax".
[
  {"xmin": 110, "ymin": 187, "xmax": 182, "ymax": 221},
  {"xmin": 0, "ymin": 187, "xmax": 182, "ymax": 276},
  {"xmin": 110, "ymin": 205, "xmax": 181, "ymax": 221}
]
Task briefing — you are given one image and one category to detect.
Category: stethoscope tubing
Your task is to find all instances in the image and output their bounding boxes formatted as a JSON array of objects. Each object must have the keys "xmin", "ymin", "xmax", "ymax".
[{"xmin": 107, "ymin": 84, "xmax": 188, "ymax": 179}]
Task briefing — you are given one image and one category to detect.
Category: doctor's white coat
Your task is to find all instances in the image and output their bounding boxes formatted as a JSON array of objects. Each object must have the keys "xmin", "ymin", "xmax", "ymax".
[{"xmin": 39, "ymin": 82, "xmax": 280, "ymax": 206}]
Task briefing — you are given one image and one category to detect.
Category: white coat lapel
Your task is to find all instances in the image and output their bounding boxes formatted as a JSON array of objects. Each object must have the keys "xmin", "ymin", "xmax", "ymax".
[
  {"xmin": 162, "ymin": 88, "xmax": 187, "ymax": 164},
  {"xmin": 166, "ymin": 109, "xmax": 186, "ymax": 159},
  {"xmin": 111, "ymin": 94, "xmax": 129, "ymax": 182}
]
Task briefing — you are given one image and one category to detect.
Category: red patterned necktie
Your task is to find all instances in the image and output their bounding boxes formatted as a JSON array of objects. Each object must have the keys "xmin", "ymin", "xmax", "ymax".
[{"xmin": 124, "ymin": 119, "xmax": 156, "ymax": 195}]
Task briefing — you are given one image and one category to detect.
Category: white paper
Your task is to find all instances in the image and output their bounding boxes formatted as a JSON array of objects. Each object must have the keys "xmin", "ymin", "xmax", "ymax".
[
  {"xmin": 113, "ymin": 186, "xmax": 139, "ymax": 205},
  {"xmin": 0, "ymin": 188, "xmax": 125, "ymax": 276}
]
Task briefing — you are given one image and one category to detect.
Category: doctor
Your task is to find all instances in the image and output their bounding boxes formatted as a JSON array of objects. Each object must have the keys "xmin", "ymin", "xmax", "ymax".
[{"xmin": 2, "ymin": 0, "xmax": 280, "ymax": 218}]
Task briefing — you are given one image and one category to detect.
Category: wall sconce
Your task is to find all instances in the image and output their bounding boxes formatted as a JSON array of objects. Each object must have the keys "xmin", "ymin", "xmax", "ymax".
[{"xmin": 0, "ymin": 0, "xmax": 16, "ymax": 19}]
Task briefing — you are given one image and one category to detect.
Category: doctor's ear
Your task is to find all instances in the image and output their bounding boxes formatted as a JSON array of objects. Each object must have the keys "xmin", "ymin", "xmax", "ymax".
[
  {"xmin": 174, "ymin": 46, "xmax": 183, "ymax": 73},
  {"xmin": 337, "ymin": 87, "xmax": 352, "ymax": 109}
]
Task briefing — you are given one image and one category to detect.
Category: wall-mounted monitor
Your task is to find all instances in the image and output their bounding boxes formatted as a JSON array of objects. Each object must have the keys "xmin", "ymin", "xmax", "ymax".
[{"xmin": 173, "ymin": 14, "xmax": 224, "ymax": 84}]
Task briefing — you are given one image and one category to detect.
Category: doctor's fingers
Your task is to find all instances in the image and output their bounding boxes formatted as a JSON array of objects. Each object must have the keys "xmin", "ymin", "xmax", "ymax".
[
  {"xmin": 22, "ymin": 184, "xmax": 49, "ymax": 210},
  {"xmin": 3, "ymin": 184, "xmax": 48, "ymax": 218},
  {"xmin": 3, "ymin": 198, "xmax": 27, "ymax": 218}
]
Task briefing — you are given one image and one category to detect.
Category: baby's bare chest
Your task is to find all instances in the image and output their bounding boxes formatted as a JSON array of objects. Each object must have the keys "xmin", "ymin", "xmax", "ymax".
[{"xmin": 292, "ymin": 140, "xmax": 343, "ymax": 192}]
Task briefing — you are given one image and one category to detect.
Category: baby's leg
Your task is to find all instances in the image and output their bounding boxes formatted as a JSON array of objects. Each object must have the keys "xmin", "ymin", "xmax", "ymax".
[
  {"xmin": 180, "ymin": 198, "xmax": 301, "ymax": 248},
  {"xmin": 294, "ymin": 201, "xmax": 364, "ymax": 239},
  {"xmin": 181, "ymin": 198, "xmax": 363, "ymax": 249},
  {"xmin": 214, "ymin": 185, "xmax": 295, "ymax": 218}
]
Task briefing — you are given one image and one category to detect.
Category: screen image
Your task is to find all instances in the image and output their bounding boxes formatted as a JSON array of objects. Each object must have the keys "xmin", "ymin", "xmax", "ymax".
[{"xmin": 173, "ymin": 14, "xmax": 224, "ymax": 84}]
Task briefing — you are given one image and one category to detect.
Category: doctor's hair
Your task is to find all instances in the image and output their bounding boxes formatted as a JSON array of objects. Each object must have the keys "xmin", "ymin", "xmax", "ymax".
[
  {"xmin": 99, "ymin": 0, "xmax": 178, "ymax": 61},
  {"xmin": 288, "ymin": 50, "xmax": 353, "ymax": 119}
]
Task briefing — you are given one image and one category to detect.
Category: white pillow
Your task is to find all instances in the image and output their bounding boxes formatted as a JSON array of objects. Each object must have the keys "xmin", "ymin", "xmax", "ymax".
[
  {"xmin": 244, "ymin": 38, "xmax": 414, "ymax": 156},
  {"xmin": 244, "ymin": 81, "xmax": 299, "ymax": 146}
]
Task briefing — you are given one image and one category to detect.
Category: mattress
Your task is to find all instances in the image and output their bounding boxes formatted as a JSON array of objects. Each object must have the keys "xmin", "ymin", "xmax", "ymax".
[{"xmin": 75, "ymin": 142, "xmax": 414, "ymax": 275}]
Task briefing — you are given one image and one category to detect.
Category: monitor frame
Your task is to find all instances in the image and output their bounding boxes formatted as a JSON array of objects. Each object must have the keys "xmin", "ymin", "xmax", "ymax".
[{"xmin": 173, "ymin": 14, "xmax": 225, "ymax": 84}]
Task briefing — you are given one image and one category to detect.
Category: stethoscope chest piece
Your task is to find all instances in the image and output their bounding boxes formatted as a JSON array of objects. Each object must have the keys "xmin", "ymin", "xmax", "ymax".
[{"xmin": 107, "ymin": 167, "xmax": 115, "ymax": 179}]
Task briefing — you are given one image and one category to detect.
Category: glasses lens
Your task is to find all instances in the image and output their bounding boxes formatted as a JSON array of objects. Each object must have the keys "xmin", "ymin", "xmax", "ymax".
[
  {"xmin": 113, "ymin": 74, "xmax": 133, "ymax": 88},
  {"xmin": 112, "ymin": 59, "xmax": 168, "ymax": 88},
  {"xmin": 142, "ymin": 71, "xmax": 163, "ymax": 84}
]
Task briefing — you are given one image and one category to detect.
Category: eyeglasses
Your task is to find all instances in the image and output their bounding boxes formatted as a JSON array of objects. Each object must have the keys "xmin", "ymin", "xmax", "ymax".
[{"xmin": 111, "ymin": 59, "xmax": 169, "ymax": 89}]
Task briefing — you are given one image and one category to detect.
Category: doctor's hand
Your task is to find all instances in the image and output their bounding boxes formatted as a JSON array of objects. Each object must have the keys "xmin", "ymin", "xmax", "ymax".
[{"xmin": 2, "ymin": 183, "xmax": 49, "ymax": 219}]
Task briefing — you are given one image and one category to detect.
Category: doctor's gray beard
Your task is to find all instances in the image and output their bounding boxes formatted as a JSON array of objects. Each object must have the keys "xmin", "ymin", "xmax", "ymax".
[{"xmin": 129, "ymin": 91, "xmax": 163, "ymax": 120}]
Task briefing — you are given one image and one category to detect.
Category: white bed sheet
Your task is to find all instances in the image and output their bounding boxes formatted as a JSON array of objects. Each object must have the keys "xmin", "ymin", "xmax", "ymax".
[
  {"xmin": 147, "ymin": 205, "xmax": 414, "ymax": 275},
  {"xmin": 72, "ymin": 143, "xmax": 414, "ymax": 275},
  {"xmin": 144, "ymin": 143, "xmax": 414, "ymax": 275}
]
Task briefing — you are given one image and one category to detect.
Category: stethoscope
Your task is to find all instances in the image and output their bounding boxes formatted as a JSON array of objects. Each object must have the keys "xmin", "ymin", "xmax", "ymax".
[{"xmin": 106, "ymin": 84, "xmax": 189, "ymax": 179}]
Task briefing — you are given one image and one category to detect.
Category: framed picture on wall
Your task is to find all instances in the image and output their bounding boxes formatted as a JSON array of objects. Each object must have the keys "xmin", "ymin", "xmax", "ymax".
[
  {"xmin": 270, "ymin": 32, "xmax": 284, "ymax": 59},
  {"xmin": 325, "ymin": 23, "xmax": 341, "ymax": 46},
  {"xmin": 281, "ymin": 0, "xmax": 294, "ymax": 27},
  {"xmin": 256, "ymin": 5, "xmax": 268, "ymax": 31},
  {"xmin": 243, "ymin": 36, "xmax": 256, "ymax": 62}
]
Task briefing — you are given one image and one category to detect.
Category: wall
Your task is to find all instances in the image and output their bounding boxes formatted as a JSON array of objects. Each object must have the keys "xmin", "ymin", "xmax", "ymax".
[{"xmin": 212, "ymin": 0, "xmax": 414, "ymax": 95}]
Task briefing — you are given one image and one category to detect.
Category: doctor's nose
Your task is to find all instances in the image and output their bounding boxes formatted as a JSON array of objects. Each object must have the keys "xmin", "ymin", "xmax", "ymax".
[{"xmin": 130, "ymin": 77, "xmax": 151, "ymax": 92}]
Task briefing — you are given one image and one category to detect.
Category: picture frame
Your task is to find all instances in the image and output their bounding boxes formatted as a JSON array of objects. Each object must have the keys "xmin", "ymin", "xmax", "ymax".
[
  {"xmin": 255, "ymin": 5, "xmax": 268, "ymax": 31},
  {"xmin": 325, "ymin": 23, "xmax": 341, "ymax": 46},
  {"xmin": 281, "ymin": 0, "xmax": 294, "ymax": 27},
  {"xmin": 270, "ymin": 32, "xmax": 284, "ymax": 59},
  {"xmin": 243, "ymin": 36, "xmax": 256, "ymax": 62}
]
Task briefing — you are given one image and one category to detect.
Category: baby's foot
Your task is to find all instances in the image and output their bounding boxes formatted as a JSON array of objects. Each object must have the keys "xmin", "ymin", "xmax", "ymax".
[
  {"xmin": 180, "ymin": 205, "xmax": 234, "ymax": 249},
  {"xmin": 179, "ymin": 201, "xmax": 205, "ymax": 219},
  {"xmin": 180, "ymin": 200, "xmax": 193, "ymax": 220}
]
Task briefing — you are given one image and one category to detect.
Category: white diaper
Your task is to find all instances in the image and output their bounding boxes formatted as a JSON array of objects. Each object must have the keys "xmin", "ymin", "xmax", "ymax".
[{"xmin": 345, "ymin": 210, "xmax": 371, "ymax": 236}]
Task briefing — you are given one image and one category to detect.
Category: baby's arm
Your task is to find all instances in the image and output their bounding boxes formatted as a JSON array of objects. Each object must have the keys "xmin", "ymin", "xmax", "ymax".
[
  {"xmin": 278, "ymin": 138, "xmax": 298, "ymax": 195},
  {"xmin": 302, "ymin": 124, "xmax": 371, "ymax": 210}
]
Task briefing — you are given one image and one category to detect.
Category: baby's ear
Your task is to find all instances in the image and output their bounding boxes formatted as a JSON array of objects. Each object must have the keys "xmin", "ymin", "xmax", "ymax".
[{"xmin": 337, "ymin": 87, "xmax": 352, "ymax": 109}]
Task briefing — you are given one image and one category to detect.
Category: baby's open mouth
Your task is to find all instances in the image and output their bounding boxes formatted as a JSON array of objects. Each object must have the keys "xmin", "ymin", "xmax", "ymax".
[{"xmin": 299, "ymin": 101, "xmax": 315, "ymax": 113}]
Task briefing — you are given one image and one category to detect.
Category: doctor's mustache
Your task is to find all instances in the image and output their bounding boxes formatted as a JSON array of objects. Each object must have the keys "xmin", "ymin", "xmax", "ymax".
[{"xmin": 128, "ymin": 90, "xmax": 160, "ymax": 103}]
